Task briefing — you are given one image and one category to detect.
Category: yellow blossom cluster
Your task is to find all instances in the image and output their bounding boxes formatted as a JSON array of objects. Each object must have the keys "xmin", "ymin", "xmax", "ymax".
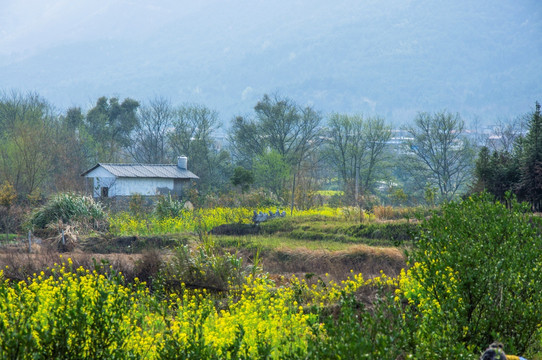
[
  {"xmin": 1, "ymin": 261, "xmax": 364, "ymax": 359},
  {"xmin": 109, "ymin": 206, "xmax": 346, "ymax": 236}
]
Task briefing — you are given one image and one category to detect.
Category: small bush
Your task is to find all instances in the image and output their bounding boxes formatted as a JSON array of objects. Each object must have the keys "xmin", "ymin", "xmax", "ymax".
[
  {"xmin": 153, "ymin": 194, "xmax": 185, "ymax": 219},
  {"xmin": 27, "ymin": 193, "xmax": 106, "ymax": 231},
  {"xmin": 341, "ymin": 207, "xmax": 372, "ymax": 222},
  {"xmin": 159, "ymin": 237, "xmax": 260, "ymax": 292},
  {"xmin": 128, "ymin": 193, "xmax": 145, "ymax": 218},
  {"xmin": 373, "ymin": 205, "xmax": 395, "ymax": 219}
]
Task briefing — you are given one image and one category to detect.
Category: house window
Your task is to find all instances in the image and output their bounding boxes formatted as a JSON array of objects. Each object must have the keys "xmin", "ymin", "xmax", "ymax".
[{"xmin": 101, "ymin": 187, "xmax": 109, "ymax": 198}]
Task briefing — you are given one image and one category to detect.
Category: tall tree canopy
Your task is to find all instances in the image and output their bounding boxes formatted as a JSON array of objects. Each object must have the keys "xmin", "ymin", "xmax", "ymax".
[
  {"xmin": 474, "ymin": 102, "xmax": 542, "ymax": 210},
  {"xmin": 85, "ymin": 96, "xmax": 140, "ymax": 163},
  {"xmin": 230, "ymin": 94, "xmax": 322, "ymax": 166},
  {"xmin": 516, "ymin": 102, "xmax": 542, "ymax": 209},
  {"xmin": 0, "ymin": 91, "xmax": 57, "ymax": 198},
  {"xmin": 229, "ymin": 94, "xmax": 322, "ymax": 202}
]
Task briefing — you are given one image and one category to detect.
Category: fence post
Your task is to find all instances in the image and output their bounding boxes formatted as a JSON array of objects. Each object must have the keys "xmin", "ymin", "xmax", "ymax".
[
  {"xmin": 61, "ymin": 229, "xmax": 65, "ymax": 246},
  {"xmin": 28, "ymin": 230, "xmax": 32, "ymax": 253}
]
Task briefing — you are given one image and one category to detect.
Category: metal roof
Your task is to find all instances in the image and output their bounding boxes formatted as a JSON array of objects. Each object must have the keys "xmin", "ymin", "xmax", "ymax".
[{"xmin": 81, "ymin": 163, "xmax": 199, "ymax": 179}]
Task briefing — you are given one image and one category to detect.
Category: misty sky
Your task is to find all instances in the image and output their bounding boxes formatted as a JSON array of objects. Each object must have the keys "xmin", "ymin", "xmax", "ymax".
[
  {"xmin": 1, "ymin": 0, "xmax": 541, "ymax": 125},
  {"xmin": 1, "ymin": 1, "xmax": 199, "ymax": 56}
]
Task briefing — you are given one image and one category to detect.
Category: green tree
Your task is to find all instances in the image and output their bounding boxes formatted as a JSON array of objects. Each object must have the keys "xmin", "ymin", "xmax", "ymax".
[
  {"xmin": 63, "ymin": 106, "xmax": 85, "ymax": 131},
  {"xmin": 231, "ymin": 166, "xmax": 254, "ymax": 193},
  {"xmin": 229, "ymin": 94, "xmax": 322, "ymax": 209},
  {"xmin": 423, "ymin": 183, "xmax": 437, "ymax": 207},
  {"xmin": 516, "ymin": 101, "xmax": 542, "ymax": 210},
  {"xmin": 474, "ymin": 146, "xmax": 520, "ymax": 201},
  {"xmin": 390, "ymin": 187, "xmax": 408, "ymax": 206},
  {"xmin": 402, "ymin": 111, "xmax": 475, "ymax": 202},
  {"xmin": 229, "ymin": 116, "xmax": 265, "ymax": 168},
  {"xmin": 0, "ymin": 91, "xmax": 57, "ymax": 197},
  {"xmin": 252, "ymin": 150, "xmax": 290, "ymax": 200},
  {"xmin": 473, "ymin": 102, "xmax": 541, "ymax": 208},
  {"xmin": 85, "ymin": 96, "xmax": 140, "ymax": 163},
  {"xmin": 49, "ymin": 107, "xmax": 93, "ymax": 193}
]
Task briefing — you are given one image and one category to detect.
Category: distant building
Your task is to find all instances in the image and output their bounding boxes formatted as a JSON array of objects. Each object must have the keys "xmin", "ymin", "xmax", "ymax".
[{"xmin": 81, "ymin": 156, "xmax": 198, "ymax": 198}]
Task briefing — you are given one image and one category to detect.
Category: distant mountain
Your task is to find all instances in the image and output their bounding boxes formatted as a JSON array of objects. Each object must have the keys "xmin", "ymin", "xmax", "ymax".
[{"xmin": 1, "ymin": 0, "xmax": 540, "ymax": 126}]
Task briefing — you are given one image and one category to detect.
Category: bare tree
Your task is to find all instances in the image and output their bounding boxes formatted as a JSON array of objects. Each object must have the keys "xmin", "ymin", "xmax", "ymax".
[
  {"xmin": 169, "ymin": 104, "xmax": 230, "ymax": 191},
  {"xmin": 325, "ymin": 113, "xmax": 391, "ymax": 202},
  {"xmin": 402, "ymin": 111, "xmax": 475, "ymax": 202},
  {"xmin": 129, "ymin": 97, "xmax": 174, "ymax": 163},
  {"xmin": 360, "ymin": 116, "xmax": 392, "ymax": 192},
  {"xmin": 487, "ymin": 118, "xmax": 525, "ymax": 154}
]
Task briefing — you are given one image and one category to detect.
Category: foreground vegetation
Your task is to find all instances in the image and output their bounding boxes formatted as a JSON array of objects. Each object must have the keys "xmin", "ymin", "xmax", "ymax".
[{"xmin": 1, "ymin": 194, "xmax": 542, "ymax": 359}]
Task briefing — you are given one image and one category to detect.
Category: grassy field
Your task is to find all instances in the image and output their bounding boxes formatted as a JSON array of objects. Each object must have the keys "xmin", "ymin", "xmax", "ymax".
[
  {"xmin": 0, "ymin": 210, "xmax": 414, "ymax": 283},
  {"xmin": 3, "ymin": 198, "xmax": 540, "ymax": 359}
]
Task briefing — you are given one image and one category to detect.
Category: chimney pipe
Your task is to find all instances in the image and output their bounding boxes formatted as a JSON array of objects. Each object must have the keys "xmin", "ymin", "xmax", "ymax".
[{"xmin": 177, "ymin": 156, "xmax": 187, "ymax": 170}]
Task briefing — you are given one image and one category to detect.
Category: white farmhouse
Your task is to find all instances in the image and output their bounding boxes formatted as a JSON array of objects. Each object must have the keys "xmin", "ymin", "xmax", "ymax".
[{"xmin": 81, "ymin": 156, "xmax": 198, "ymax": 198}]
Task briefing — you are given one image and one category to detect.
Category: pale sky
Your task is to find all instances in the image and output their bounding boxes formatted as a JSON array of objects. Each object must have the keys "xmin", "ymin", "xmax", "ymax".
[
  {"xmin": 0, "ymin": 0, "xmax": 201, "ymax": 56},
  {"xmin": 1, "ymin": 0, "xmax": 540, "ymax": 124}
]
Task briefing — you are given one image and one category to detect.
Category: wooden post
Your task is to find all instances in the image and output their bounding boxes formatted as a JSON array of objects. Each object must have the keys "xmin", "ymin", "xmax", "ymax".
[
  {"xmin": 28, "ymin": 230, "xmax": 32, "ymax": 253},
  {"xmin": 61, "ymin": 229, "xmax": 65, "ymax": 246}
]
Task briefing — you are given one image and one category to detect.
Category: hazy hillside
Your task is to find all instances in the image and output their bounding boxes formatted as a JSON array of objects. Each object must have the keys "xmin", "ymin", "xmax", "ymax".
[{"xmin": 1, "ymin": 0, "xmax": 540, "ymax": 126}]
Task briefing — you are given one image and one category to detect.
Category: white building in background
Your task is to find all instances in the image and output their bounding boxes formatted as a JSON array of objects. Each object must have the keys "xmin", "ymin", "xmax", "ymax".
[{"xmin": 81, "ymin": 156, "xmax": 198, "ymax": 198}]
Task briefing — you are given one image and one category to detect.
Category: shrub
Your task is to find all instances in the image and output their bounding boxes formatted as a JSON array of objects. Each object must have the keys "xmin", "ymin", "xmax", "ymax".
[
  {"xmin": 306, "ymin": 286, "xmax": 416, "ymax": 359},
  {"xmin": 153, "ymin": 194, "xmax": 185, "ymax": 219},
  {"xmin": 159, "ymin": 236, "xmax": 261, "ymax": 292},
  {"xmin": 400, "ymin": 193, "xmax": 542, "ymax": 358},
  {"xmin": 27, "ymin": 193, "xmax": 106, "ymax": 230},
  {"xmin": 127, "ymin": 193, "xmax": 145, "ymax": 218},
  {"xmin": 373, "ymin": 205, "xmax": 395, "ymax": 220}
]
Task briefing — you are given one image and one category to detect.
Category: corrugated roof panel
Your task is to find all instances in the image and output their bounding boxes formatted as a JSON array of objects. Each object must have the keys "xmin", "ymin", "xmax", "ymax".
[{"xmin": 96, "ymin": 164, "xmax": 199, "ymax": 179}]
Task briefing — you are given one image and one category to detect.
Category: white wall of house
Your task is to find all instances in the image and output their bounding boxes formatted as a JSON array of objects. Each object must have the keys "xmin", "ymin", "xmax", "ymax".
[
  {"xmin": 92, "ymin": 177, "xmax": 174, "ymax": 197},
  {"xmin": 92, "ymin": 177, "xmax": 116, "ymax": 197},
  {"xmin": 86, "ymin": 167, "xmax": 116, "ymax": 197},
  {"xmin": 117, "ymin": 178, "xmax": 174, "ymax": 196}
]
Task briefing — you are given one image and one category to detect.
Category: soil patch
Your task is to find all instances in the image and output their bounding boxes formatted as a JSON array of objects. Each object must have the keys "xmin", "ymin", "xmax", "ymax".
[{"xmin": 238, "ymin": 245, "xmax": 406, "ymax": 281}]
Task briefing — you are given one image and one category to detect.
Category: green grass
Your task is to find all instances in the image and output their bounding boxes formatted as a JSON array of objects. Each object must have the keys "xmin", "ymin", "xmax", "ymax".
[
  {"xmin": 259, "ymin": 216, "xmax": 418, "ymax": 247},
  {"xmin": 316, "ymin": 190, "xmax": 344, "ymax": 196},
  {"xmin": 213, "ymin": 216, "xmax": 418, "ymax": 253},
  {"xmin": 0, "ymin": 233, "xmax": 19, "ymax": 243},
  {"xmin": 216, "ymin": 234, "xmax": 356, "ymax": 252}
]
